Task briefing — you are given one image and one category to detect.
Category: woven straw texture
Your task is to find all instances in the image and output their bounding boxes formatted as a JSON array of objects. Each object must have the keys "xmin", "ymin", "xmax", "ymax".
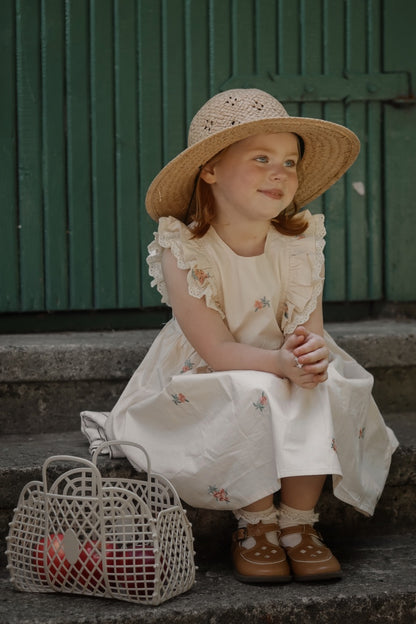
[
  {"xmin": 6, "ymin": 442, "xmax": 195, "ymax": 606},
  {"xmin": 145, "ymin": 88, "xmax": 360, "ymax": 221}
]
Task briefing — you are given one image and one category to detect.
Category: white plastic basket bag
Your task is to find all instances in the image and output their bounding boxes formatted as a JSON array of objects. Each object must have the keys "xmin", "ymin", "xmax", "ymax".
[{"xmin": 6, "ymin": 441, "xmax": 196, "ymax": 605}]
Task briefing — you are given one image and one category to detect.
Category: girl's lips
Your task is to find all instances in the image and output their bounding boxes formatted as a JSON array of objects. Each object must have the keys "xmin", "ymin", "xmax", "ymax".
[{"xmin": 259, "ymin": 189, "xmax": 284, "ymax": 200}]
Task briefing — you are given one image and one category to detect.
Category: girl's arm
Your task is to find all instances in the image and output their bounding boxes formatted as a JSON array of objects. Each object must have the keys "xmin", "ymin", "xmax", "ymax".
[
  {"xmin": 286, "ymin": 294, "xmax": 329, "ymax": 385},
  {"xmin": 162, "ymin": 248, "xmax": 285, "ymax": 377},
  {"xmin": 299, "ymin": 292, "xmax": 324, "ymax": 337}
]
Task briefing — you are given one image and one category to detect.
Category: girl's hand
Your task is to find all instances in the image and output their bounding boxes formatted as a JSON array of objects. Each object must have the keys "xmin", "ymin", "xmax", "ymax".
[{"xmin": 277, "ymin": 326, "xmax": 329, "ymax": 389}]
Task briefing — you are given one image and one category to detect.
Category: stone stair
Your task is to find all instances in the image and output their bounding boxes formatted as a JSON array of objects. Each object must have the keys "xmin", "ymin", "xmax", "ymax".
[{"xmin": 1, "ymin": 320, "xmax": 416, "ymax": 623}]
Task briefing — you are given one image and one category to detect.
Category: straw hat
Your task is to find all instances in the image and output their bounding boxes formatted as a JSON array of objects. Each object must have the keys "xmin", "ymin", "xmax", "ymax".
[{"xmin": 145, "ymin": 88, "xmax": 360, "ymax": 221}]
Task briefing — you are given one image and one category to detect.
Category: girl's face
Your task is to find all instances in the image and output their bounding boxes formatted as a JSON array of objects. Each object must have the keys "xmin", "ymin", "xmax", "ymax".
[{"xmin": 200, "ymin": 132, "xmax": 300, "ymax": 227}]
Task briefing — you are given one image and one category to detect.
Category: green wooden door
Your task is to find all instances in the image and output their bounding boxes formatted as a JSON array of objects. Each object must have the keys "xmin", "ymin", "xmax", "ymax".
[{"xmin": 1, "ymin": 0, "xmax": 415, "ymax": 328}]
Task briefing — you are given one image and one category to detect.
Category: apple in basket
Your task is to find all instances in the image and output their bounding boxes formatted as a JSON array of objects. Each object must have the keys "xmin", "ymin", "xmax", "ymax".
[
  {"xmin": 105, "ymin": 543, "xmax": 159, "ymax": 596},
  {"xmin": 34, "ymin": 534, "xmax": 104, "ymax": 590},
  {"xmin": 34, "ymin": 533, "xmax": 70, "ymax": 585},
  {"xmin": 77, "ymin": 540, "xmax": 105, "ymax": 590}
]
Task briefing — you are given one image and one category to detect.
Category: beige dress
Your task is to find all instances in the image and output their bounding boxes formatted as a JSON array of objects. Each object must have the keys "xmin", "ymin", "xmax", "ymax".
[{"xmin": 81, "ymin": 211, "xmax": 398, "ymax": 515}]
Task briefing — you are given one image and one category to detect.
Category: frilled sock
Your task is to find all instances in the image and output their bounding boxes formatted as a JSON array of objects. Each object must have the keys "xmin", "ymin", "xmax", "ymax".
[
  {"xmin": 233, "ymin": 505, "xmax": 279, "ymax": 548},
  {"xmin": 278, "ymin": 503, "xmax": 320, "ymax": 547}
]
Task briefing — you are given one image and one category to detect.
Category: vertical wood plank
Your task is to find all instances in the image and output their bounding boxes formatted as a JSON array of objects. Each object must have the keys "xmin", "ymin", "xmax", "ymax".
[
  {"xmin": 209, "ymin": 0, "xmax": 232, "ymax": 94},
  {"xmin": 321, "ymin": 0, "xmax": 347, "ymax": 301},
  {"xmin": 278, "ymin": 0, "xmax": 302, "ymax": 73},
  {"xmin": 0, "ymin": 0, "xmax": 20, "ymax": 311},
  {"xmin": 161, "ymin": 0, "xmax": 186, "ymax": 162},
  {"xmin": 277, "ymin": 0, "xmax": 301, "ymax": 115},
  {"xmin": 66, "ymin": 0, "xmax": 93, "ymax": 309},
  {"xmin": 383, "ymin": 0, "xmax": 416, "ymax": 301},
  {"xmin": 300, "ymin": 0, "xmax": 324, "ymax": 216},
  {"xmin": 90, "ymin": 0, "xmax": 117, "ymax": 308},
  {"xmin": 344, "ymin": 0, "xmax": 369, "ymax": 300},
  {"xmin": 231, "ymin": 0, "xmax": 255, "ymax": 75},
  {"xmin": 365, "ymin": 0, "xmax": 383, "ymax": 300},
  {"xmin": 185, "ymin": 0, "xmax": 210, "ymax": 115},
  {"xmin": 255, "ymin": 0, "xmax": 278, "ymax": 74},
  {"xmin": 138, "ymin": 0, "xmax": 164, "ymax": 306},
  {"xmin": 16, "ymin": 0, "xmax": 45, "ymax": 311},
  {"xmin": 41, "ymin": 0, "xmax": 68, "ymax": 310},
  {"xmin": 114, "ymin": 0, "xmax": 140, "ymax": 308}
]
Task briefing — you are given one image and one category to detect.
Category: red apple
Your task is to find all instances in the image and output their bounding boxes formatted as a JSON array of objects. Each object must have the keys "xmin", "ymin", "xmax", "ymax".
[
  {"xmin": 33, "ymin": 533, "xmax": 71, "ymax": 586},
  {"xmin": 33, "ymin": 536, "xmax": 160, "ymax": 597},
  {"xmin": 105, "ymin": 543, "xmax": 158, "ymax": 597},
  {"xmin": 33, "ymin": 534, "xmax": 105, "ymax": 591},
  {"xmin": 76, "ymin": 540, "xmax": 105, "ymax": 591}
]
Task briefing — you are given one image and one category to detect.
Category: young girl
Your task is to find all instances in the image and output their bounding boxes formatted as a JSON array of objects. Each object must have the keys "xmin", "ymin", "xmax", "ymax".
[{"xmin": 81, "ymin": 88, "xmax": 398, "ymax": 584}]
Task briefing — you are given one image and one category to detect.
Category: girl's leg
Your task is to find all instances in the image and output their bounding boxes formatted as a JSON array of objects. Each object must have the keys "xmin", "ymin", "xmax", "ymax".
[
  {"xmin": 277, "ymin": 474, "xmax": 342, "ymax": 581},
  {"xmin": 232, "ymin": 494, "xmax": 291, "ymax": 584},
  {"xmin": 241, "ymin": 494, "xmax": 274, "ymax": 512},
  {"xmin": 280, "ymin": 475, "xmax": 326, "ymax": 509}
]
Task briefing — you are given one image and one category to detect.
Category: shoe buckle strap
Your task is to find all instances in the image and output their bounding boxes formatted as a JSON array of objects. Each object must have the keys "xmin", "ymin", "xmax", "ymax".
[
  {"xmin": 280, "ymin": 524, "xmax": 323, "ymax": 540},
  {"xmin": 233, "ymin": 522, "xmax": 281, "ymax": 542}
]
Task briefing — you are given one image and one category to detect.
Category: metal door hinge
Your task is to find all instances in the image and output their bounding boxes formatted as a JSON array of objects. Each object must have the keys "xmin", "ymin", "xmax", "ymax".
[{"xmin": 390, "ymin": 95, "xmax": 416, "ymax": 107}]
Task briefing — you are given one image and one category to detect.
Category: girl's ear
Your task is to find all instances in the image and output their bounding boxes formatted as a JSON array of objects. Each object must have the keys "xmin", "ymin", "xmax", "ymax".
[{"xmin": 200, "ymin": 163, "xmax": 216, "ymax": 184}]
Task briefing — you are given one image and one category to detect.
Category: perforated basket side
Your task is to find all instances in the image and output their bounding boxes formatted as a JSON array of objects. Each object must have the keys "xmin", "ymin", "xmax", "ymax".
[
  {"xmin": 100, "ymin": 486, "xmax": 162, "ymax": 604},
  {"xmin": 101, "ymin": 473, "xmax": 180, "ymax": 518},
  {"xmin": 156, "ymin": 507, "xmax": 196, "ymax": 604},
  {"xmin": 93, "ymin": 441, "xmax": 188, "ymax": 518},
  {"xmin": 6, "ymin": 481, "xmax": 51, "ymax": 593}
]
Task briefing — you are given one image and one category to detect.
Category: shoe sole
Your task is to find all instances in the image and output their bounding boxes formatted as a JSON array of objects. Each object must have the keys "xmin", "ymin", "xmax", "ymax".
[
  {"xmin": 233, "ymin": 572, "xmax": 293, "ymax": 584},
  {"xmin": 294, "ymin": 570, "xmax": 343, "ymax": 582}
]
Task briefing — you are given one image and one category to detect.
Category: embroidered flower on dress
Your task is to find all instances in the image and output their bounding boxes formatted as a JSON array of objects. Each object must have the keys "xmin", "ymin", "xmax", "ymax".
[
  {"xmin": 331, "ymin": 438, "xmax": 337, "ymax": 452},
  {"xmin": 254, "ymin": 296, "xmax": 271, "ymax": 312},
  {"xmin": 191, "ymin": 268, "xmax": 211, "ymax": 285},
  {"xmin": 171, "ymin": 393, "xmax": 189, "ymax": 405},
  {"xmin": 253, "ymin": 391, "xmax": 268, "ymax": 412},
  {"xmin": 208, "ymin": 485, "xmax": 230, "ymax": 503},
  {"xmin": 180, "ymin": 359, "xmax": 195, "ymax": 373},
  {"xmin": 359, "ymin": 427, "xmax": 366, "ymax": 439}
]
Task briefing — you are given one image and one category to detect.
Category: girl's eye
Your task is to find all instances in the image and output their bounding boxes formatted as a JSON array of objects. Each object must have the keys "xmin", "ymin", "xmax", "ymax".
[
  {"xmin": 284, "ymin": 159, "xmax": 297, "ymax": 168},
  {"xmin": 255, "ymin": 155, "xmax": 269, "ymax": 163}
]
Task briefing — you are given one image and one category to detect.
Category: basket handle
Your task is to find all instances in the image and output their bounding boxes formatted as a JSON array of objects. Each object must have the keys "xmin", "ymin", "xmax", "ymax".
[
  {"xmin": 92, "ymin": 440, "xmax": 153, "ymax": 478},
  {"xmin": 42, "ymin": 454, "xmax": 102, "ymax": 494}
]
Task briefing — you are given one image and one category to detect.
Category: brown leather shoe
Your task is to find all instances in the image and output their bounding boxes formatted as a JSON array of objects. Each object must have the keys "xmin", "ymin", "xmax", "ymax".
[
  {"xmin": 280, "ymin": 524, "xmax": 342, "ymax": 581},
  {"xmin": 231, "ymin": 522, "xmax": 292, "ymax": 583}
]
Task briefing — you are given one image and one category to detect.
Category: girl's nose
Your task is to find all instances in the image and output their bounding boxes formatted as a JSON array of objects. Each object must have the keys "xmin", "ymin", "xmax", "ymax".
[{"xmin": 270, "ymin": 164, "xmax": 287, "ymax": 180}]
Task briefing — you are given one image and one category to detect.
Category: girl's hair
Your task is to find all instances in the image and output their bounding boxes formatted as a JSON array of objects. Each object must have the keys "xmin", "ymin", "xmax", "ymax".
[{"xmin": 186, "ymin": 135, "xmax": 309, "ymax": 238}]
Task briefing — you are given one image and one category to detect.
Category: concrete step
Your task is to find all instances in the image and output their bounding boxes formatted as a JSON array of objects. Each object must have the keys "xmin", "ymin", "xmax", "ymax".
[
  {"xmin": 0, "ymin": 320, "xmax": 415, "ymax": 434},
  {"xmin": 1, "ymin": 414, "xmax": 415, "ymax": 569},
  {"xmin": 1, "ymin": 533, "xmax": 416, "ymax": 624},
  {"xmin": 0, "ymin": 329, "xmax": 159, "ymax": 435}
]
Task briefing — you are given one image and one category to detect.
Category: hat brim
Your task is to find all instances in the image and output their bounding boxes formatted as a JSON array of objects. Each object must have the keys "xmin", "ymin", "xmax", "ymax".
[{"xmin": 145, "ymin": 117, "xmax": 360, "ymax": 221}]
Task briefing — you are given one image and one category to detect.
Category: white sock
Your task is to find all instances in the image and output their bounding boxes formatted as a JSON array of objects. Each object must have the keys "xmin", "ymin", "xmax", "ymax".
[
  {"xmin": 278, "ymin": 503, "xmax": 319, "ymax": 548},
  {"xmin": 233, "ymin": 505, "xmax": 279, "ymax": 548}
]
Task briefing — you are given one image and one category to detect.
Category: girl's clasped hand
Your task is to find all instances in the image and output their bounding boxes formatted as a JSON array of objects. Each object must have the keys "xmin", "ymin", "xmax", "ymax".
[{"xmin": 279, "ymin": 326, "xmax": 329, "ymax": 389}]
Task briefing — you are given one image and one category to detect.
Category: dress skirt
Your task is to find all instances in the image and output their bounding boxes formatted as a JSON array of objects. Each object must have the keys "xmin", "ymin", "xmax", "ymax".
[{"xmin": 82, "ymin": 326, "xmax": 398, "ymax": 516}]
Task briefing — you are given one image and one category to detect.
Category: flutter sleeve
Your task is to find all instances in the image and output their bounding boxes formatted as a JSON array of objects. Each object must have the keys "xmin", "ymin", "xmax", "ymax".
[
  {"xmin": 146, "ymin": 216, "xmax": 225, "ymax": 318},
  {"xmin": 281, "ymin": 212, "xmax": 326, "ymax": 336}
]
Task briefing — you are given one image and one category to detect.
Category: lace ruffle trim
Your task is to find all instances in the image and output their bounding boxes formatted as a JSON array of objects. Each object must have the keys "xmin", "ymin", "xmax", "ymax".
[
  {"xmin": 282, "ymin": 213, "xmax": 326, "ymax": 336},
  {"xmin": 147, "ymin": 217, "xmax": 225, "ymax": 318}
]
